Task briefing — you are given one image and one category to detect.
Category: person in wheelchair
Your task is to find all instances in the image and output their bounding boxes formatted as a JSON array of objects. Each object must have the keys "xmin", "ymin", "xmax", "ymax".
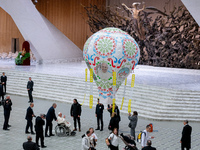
[{"xmin": 57, "ymin": 112, "xmax": 71, "ymax": 130}]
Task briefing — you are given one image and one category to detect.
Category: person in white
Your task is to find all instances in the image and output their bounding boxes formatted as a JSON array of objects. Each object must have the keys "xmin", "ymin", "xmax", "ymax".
[
  {"xmin": 108, "ymin": 128, "xmax": 120, "ymax": 149},
  {"xmin": 82, "ymin": 130, "xmax": 92, "ymax": 150},
  {"xmin": 141, "ymin": 124, "xmax": 154, "ymax": 148},
  {"xmin": 57, "ymin": 112, "xmax": 71, "ymax": 129},
  {"xmin": 89, "ymin": 127, "xmax": 98, "ymax": 148},
  {"xmin": 97, "ymin": 63, "xmax": 112, "ymax": 80}
]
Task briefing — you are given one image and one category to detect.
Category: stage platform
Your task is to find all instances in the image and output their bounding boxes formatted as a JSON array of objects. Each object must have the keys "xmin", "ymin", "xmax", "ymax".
[{"xmin": 0, "ymin": 60, "xmax": 200, "ymax": 91}]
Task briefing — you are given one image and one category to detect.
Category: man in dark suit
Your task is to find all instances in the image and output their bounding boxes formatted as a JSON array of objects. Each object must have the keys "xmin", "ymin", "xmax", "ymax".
[
  {"xmin": 3, "ymin": 95, "xmax": 12, "ymax": 130},
  {"xmin": 180, "ymin": 120, "xmax": 192, "ymax": 150},
  {"xmin": 25, "ymin": 103, "xmax": 35, "ymax": 134},
  {"xmin": 70, "ymin": 99, "xmax": 82, "ymax": 132},
  {"xmin": 1, "ymin": 72, "xmax": 7, "ymax": 94},
  {"xmin": 0, "ymin": 83, "xmax": 4, "ymax": 101},
  {"xmin": 27, "ymin": 77, "xmax": 34, "ymax": 102},
  {"xmin": 95, "ymin": 98, "xmax": 104, "ymax": 131},
  {"xmin": 142, "ymin": 140, "xmax": 156, "ymax": 150},
  {"xmin": 23, "ymin": 135, "xmax": 40, "ymax": 150},
  {"xmin": 35, "ymin": 114, "xmax": 46, "ymax": 148},
  {"xmin": 45, "ymin": 103, "xmax": 57, "ymax": 137}
]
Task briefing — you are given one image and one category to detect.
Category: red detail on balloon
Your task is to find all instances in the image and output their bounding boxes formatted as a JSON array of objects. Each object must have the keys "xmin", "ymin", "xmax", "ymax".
[
  {"xmin": 117, "ymin": 59, "xmax": 126, "ymax": 68},
  {"xmin": 131, "ymin": 60, "xmax": 136, "ymax": 70},
  {"xmin": 107, "ymin": 58, "xmax": 116, "ymax": 68},
  {"xmin": 92, "ymin": 57, "xmax": 100, "ymax": 66}
]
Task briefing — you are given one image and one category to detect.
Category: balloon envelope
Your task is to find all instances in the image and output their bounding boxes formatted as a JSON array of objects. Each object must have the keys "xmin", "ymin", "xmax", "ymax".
[{"xmin": 83, "ymin": 27, "xmax": 140, "ymax": 104}]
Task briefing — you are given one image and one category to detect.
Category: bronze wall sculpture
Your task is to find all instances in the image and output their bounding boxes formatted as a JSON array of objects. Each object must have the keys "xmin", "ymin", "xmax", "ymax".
[{"xmin": 83, "ymin": 2, "xmax": 200, "ymax": 69}]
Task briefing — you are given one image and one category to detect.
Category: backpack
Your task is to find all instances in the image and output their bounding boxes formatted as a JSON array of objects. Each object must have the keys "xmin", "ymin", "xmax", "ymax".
[{"xmin": 137, "ymin": 131, "xmax": 146, "ymax": 143}]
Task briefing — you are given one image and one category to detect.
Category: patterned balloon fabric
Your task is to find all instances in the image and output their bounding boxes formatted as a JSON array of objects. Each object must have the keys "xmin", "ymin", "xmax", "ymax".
[{"xmin": 83, "ymin": 27, "xmax": 140, "ymax": 104}]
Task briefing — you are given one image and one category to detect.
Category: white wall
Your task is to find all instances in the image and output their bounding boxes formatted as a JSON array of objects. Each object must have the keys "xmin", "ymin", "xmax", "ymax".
[{"xmin": 0, "ymin": 0, "xmax": 83, "ymax": 63}]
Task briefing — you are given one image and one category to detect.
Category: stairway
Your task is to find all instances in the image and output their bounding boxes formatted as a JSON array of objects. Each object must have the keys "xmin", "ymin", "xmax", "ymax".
[{"xmin": 1, "ymin": 69, "xmax": 200, "ymax": 122}]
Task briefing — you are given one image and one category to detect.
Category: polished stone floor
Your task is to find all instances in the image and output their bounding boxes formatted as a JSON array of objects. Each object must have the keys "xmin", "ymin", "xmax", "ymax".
[{"xmin": 0, "ymin": 94, "xmax": 199, "ymax": 150}]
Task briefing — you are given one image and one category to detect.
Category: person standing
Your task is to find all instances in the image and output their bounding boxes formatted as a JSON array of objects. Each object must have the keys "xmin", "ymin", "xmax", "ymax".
[
  {"xmin": 108, "ymin": 112, "xmax": 120, "ymax": 131},
  {"xmin": 25, "ymin": 103, "xmax": 36, "ymax": 134},
  {"xmin": 180, "ymin": 120, "xmax": 192, "ymax": 150},
  {"xmin": 128, "ymin": 111, "xmax": 138, "ymax": 139},
  {"xmin": 35, "ymin": 114, "xmax": 46, "ymax": 148},
  {"xmin": 70, "ymin": 99, "xmax": 82, "ymax": 132},
  {"xmin": 1, "ymin": 72, "xmax": 7, "ymax": 94},
  {"xmin": 141, "ymin": 125, "xmax": 154, "ymax": 148},
  {"xmin": 27, "ymin": 77, "xmax": 34, "ymax": 103},
  {"xmin": 108, "ymin": 128, "xmax": 120, "ymax": 150},
  {"xmin": 23, "ymin": 135, "xmax": 40, "ymax": 150},
  {"xmin": 3, "ymin": 95, "xmax": 12, "ymax": 130},
  {"xmin": 82, "ymin": 130, "xmax": 92, "ymax": 150},
  {"xmin": 107, "ymin": 103, "xmax": 121, "ymax": 122},
  {"xmin": 45, "ymin": 103, "xmax": 57, "ymax": 137},
  {"xmin": 95, "ymin": 98, "xmax": 104, "ymax": 131},
  {"xmin": 0, "ymin": 83, "xmax": 4, "ymax": 101}
]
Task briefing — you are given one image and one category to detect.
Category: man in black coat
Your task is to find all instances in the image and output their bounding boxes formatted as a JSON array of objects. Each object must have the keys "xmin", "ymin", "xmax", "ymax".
[
  {"xmin": 1, "ymin": 72, "xmax": 7, "ymax": 94},
  {"xmin": 23, "ymin": 135, "xmax": 40, "ymax": 150},
  {"xmin": 0, "ymin": 83, "xmax": 4, "ymax": 101},
  {"xmin": 25, "ymin": 103, "xmax": 35, "ymax": 134},
  {"xmin": 3, "ymin": 95, "xmax": 12, "ymax": 130},
  {"xmin": 70, "ymin": 99, "xmax": 82, "ymax": 132},
  {"xmin": 95, "ymin": 98, "xmax": 104, "ymax": 131},
  {"xmin": 35, "ymin": 114, "xmax": 46, "ymax": 148},
  {"xmin": 45, "ymin": 103, "xmax": 57, "ymax": 137},
  {"xmin": 27, "ymin": 77, "xmax": 34, "ymax": 102},
  {"xmin": 142, "ymin": 140, "xmax": 156, "ymax": 150},
  {"xmin": 180, "ymin": 120, "xmax": 192, "ymax": 150}
]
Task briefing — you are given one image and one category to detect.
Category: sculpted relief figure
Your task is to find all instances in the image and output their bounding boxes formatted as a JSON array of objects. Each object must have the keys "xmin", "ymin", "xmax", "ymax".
[{"xmin": 122, "ymin": 2, "xmax": 146, "ymax": 40}]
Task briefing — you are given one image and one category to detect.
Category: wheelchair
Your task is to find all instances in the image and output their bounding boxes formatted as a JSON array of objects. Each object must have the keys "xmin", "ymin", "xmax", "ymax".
[{"xmin": 55, "ymin": 123, "xmax": 75, "ymax": 137}]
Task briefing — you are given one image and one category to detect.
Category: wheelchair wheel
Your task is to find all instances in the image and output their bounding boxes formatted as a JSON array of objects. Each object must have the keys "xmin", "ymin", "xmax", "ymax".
[{"xmin": 55, "ymin": 125, "xmax": 67, "ymax": 137}]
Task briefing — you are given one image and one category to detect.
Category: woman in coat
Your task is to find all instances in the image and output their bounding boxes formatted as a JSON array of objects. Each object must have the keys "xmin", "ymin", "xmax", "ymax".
[{"xmin": 128, "ymin": 111, "xmax": 138, "ymax": 139}]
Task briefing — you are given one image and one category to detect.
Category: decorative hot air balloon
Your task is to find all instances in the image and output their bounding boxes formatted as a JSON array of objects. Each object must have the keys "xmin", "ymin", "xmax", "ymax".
[{"xmin": 83, "ymin": 27, "xmax": 140, "ymax": 104}]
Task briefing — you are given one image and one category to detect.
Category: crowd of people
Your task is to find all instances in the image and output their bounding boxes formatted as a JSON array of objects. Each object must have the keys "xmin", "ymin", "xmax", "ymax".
[{"xmin": 0, "ymin": 72, "xmax": 193, "ymax": 150}]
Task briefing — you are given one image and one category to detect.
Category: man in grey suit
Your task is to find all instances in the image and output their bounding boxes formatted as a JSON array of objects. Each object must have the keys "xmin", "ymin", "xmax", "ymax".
[{"xmin": 27, "ymin": 77, "xmax": 34, "ymax": 103}]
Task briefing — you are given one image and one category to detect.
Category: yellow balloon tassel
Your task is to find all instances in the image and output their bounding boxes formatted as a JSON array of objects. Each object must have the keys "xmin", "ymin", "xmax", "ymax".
[
  {"xmin": 131, "ymin": 74, "xmax": 135, "ymax": 88},
  {"xmin": 89, "ymin": 95, "xmax": 93, "ymax": 109},
  {"xmin": 90, "ymin": 69, "xmax": 93, "ymax": 82},
  {"xmin": 128, "ymin": 99, "xmax": 131, "ymax": 113},
  {"xmin": 120, "ymin": 97, "xmax": 124, "ymax": 110},
  {"xmin": 113, "ymin": 72, "xmax": 116, "ymax": 86},
  {"xmin": 85, "ymin": 68, "xmax": 88, "ymax": 82},
  {"xmin": 112, "ymin": 98, "xmax": 116, "ymax": 112}
]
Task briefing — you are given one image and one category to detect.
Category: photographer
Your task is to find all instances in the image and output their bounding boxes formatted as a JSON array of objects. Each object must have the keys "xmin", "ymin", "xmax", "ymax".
[{"xmin": 3, "ymin": 95, "xmax": 12, "ymax": 130}]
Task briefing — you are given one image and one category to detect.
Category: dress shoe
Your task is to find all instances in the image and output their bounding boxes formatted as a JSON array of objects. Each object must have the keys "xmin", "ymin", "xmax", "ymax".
[
  {"xmin": 31, "ymin": 132, "xmax": 35, "ymax": 135},
  {"xmin": 79, "ymin": 129, "xmax": 81, "ymax": 132},
  {"xmin": 3, "ymin": 128, "xmax": 10, "ymax": 131},
  {"xmin": 73, "ymin": 129, "xmax": 77, "ymax": 131},
  {"xmin": 41, "ymin": 145, "xmax": 47, "ymax": 148},
  {"xmin": 95, "ymin": 128, "xmax": 100, "ymax": 130},
  {"xmin": 45, "ymin": 134, "xmax": 50, "ymax": 137},
  {"xmin": 25, "ymin": 131, "xmax": 30, "ymax": 134},
  {"xmin": 100, "ymin": 129, "xmax": 103, "ymax": 131},
  {"xmin": 50, "ymin": 134, "xmax": 55, "ymax": 136}
]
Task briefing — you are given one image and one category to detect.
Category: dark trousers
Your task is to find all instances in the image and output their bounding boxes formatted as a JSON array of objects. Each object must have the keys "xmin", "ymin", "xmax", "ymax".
[
  {"xmin": 3, "ymin": 111, "xmax": 10, "ymax": 129},
  {"xmin": 73, "ymin": 116, "xmax": 81, "ymax": 129},
  {"xmin": 109, "ymin": 144, "xmax": 119, "ymax": 150},
  {"xmin": 28, "ymin": 90, "xmax": 33, "ymax": 102},
  {"xmin": 0, "ymin": 95, "xmax": 4, "ymax": 101},
  {"xmin": 25, "ymin": 120, "xmax": 33, "ymax": 132},
  {"xmin": 2, "ymin": 84, "xmax": 6, "ymax": 94},
  {"xmin": 97, "ymin": 114, "xmax": 103, "ymax": 130},
  {"xmin": 36, "ymin": 132, "xmax": 44, "ymax": 146},
  {"xmin": 181, "ymin": 144, "xmax": 190, "ymax": 150},
  {"xmin": 45, "ymin": 120, "xmax": 53, "ymax": 135}
]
